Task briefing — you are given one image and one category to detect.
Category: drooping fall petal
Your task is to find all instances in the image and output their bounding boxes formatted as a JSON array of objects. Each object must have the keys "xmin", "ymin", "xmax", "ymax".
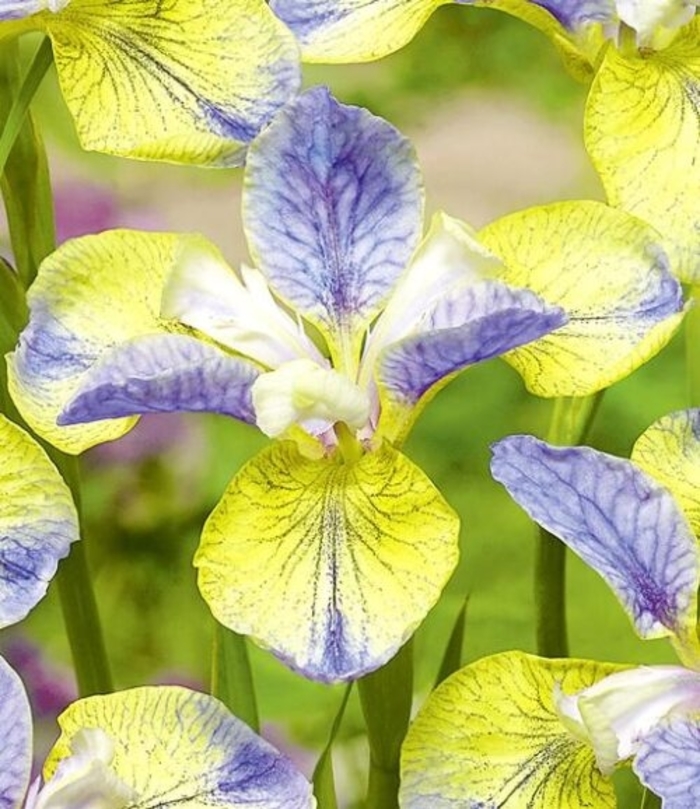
[
  {"xmin": 400, "ymin": 651, "xmax": 621, "ymax": 809},
  {"xmin": 0, "ymin": 415, "xmax": 78, "ymax": 627},
  {"xmin": 479, "ymin": 201, "xmax": 685, "ymax": 396},
  {"xmin": 195, "ymin": 441, "xmax": 459, "ymax": 682},
  {"xmin": 35, "ymin": 0, "xmax": 300, "ymax": 164},
  {"xmin": 8, "ymin": 231, "xmax": 261, "ymax": 454},
  {"xmin": 41, "ymin": 686, "xmax": 315, "ymax": 808}
]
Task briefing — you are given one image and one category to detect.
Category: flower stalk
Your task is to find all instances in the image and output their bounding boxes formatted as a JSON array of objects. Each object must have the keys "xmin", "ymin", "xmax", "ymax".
[
  {"xmin": 358, "ymin": 640, "xmax": 413, "ymax": 809},
  {"xmin": 536, "ymin": 394, "xmax": 602, "ymax": 657}
]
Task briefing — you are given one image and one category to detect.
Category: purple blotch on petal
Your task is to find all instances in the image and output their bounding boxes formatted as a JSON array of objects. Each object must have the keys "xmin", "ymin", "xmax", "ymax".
[
  {"xmin": 244, "ymin": 86, "xmax": 423, "ymax": 334},
  {"xmin": 58, "ymin": 333, "xmax": 261, "ymax": 426},
  {"xmin": 379, "ymin": 281, "xmax": 566, "ymax": 404},
  {"xmin": 491, "ymin": 436, "xmax": 700, "ymax": 637},
  {"xmin": 634, "ymin": 718, "xmax": 700, "ymax": 809},
  {"xmin": 269, "ymin": 1, "xmax": 359, "ymax": 41}
]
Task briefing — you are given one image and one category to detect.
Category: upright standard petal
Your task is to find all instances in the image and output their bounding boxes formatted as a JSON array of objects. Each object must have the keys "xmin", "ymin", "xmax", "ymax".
[
  {"xmin": 632, "ymin": 409, "xmax": 700, "ymax": 539},
  {"xmin": 586, "ymin": 22, "xmax": 700, "ymax": 281},
  {"xmin": 0, "ymin": 657, "xmax": 32, "ymax": 809},
  {"xmin": 38, "ymin": 0, "xmax": 300, "ymax": 164},
  {"xmin": 571, "ymin": 665, "xmax": 700, "ymax": 774},
  {"xmin": 634, "ymin": 717, "xmax": 700, "ymax": 809},
  {"xmin": 243, "ymin": 87, "xmax": 423, "ymax": 364},
  {"xmin": 41, "ymin": 687, "xmax": 315, "ymax": 808},
  {"xmin": 491, "ymin": 436, "xmax": 700, "ymax": 644},
  {"xmin": 0, "ymin": 415, "xmax": 78, "ymax": 628},
  {"xmin": 480, "ymin": 201, "xmax": 685, "ymax": 397},
  {"xmin": 269, "ymin": 0, "xmax": 445, "ymax": 63},
  {"xmin": 8, "ymin": 230, "xmax": 261, "ymax": 454},
  {"xmin": 400, "ymin": 652, "xmax": 621, "ymax": 809},
  {"xmin": 195, "ymin": 441, "xmax": 459, "ymax": 682},
  {"xmin": 376, "ymin": 280, "xmax": 566, "ymax": 443}
]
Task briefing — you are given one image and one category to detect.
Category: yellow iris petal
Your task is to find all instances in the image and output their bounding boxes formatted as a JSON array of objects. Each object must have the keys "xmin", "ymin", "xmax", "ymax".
[
  {"xmin": 586, "ymin": 20, "xmax": 700, "ymax": 281},
  {"xmin": 272, "ymin": 0, "xmax": 447, "ymax": 64},
  {"xmin": 7, "ymin": 230, "xmax": 221, "ymax": 454},
  {"xmin": 36, "ymin": 0, "xmax": 299, "ymax": 164},
  {"xmin": 480, "ymin": 200, "xmax": 685, "ymax": 397},
  {"xmin": 43, "ymin": 686, "xmax": 314, "ymax": 807},
  {"xmin": 195, "ymin": 440, "xmax": 459, "ymax": 682},
  {"xmin": 400, "ymin": 651, "xmax": 623, "ymax": 809}
]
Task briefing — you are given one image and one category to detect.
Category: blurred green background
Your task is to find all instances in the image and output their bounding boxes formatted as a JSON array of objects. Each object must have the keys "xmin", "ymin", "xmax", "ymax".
[{"xmin": 2, "ymin": 5, "xmax": 689, "ymax": 805}]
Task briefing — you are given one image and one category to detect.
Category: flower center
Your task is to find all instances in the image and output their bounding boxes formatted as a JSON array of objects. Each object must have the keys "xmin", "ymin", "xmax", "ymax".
[
  {"xmin": 252, "ymin": 358, "xmax": 370, "ymax": 439},
  {"xmin": 25, "ymin": 728, "xmax": 137, "ymax": 809},
  {"xmin": 615, "ymin": 0, "xmax": 698, "ymax": 45}
]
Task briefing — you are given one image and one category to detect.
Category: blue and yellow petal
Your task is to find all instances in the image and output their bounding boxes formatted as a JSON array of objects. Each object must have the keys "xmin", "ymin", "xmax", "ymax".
[
  {"xmin": 28, "ymin": 0, "xmax": 300, "ymax": 165},
  {"xmin": 269, "ymin": 0, "xmax": 446, "ymax": 63},
  {"xmin": 491, "ymin": 436, "xmax": 700, "ymax": 647},
  {"xmin": 8, "ymin": 230, "xmax": 262, "ymax": 454},
  {"xmin": 585, "ymin": 19, "xmax": 700, "ymax": 281},
  {"xmin": 40, "ymin": 686, "xmax": 315, "ymax": 808},
  {"xmin": 195, "ymin": 441, "xmax": 459, "ymax": 682},
  {"xmin": 631, "ymin": 408, "xmax": 700, "ymax": 539},
  {"xmin": 479, "ymin": 201, "xmax": 685, "ymax": 397},
  {"xmin": 0, "ymin": 414, "xmax": 79, "ymax": 628}
]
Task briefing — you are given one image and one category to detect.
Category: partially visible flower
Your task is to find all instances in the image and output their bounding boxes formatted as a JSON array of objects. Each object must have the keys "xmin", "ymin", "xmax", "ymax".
[
  {"xmin": 399, "ymin": 408, "xmax": 700, "ymax": 808},
  {"xmin": 270, "ymin": 2, "xmax": 700, "ymax": 282},
  {"xmin": 1, "ymin": 658, "xmax": 316, "ymax": 809},
  {"xmin": 0, "ymin": 0, "xmax": 300, "ymax": 165},
  {"xmin": 0, "ymin": 414, "xmax": 78, "ymax": 628}
]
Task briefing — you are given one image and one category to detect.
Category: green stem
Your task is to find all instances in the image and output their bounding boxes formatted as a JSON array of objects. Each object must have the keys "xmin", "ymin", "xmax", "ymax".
[
  {"xmin": 536, "ymin": 394, "xmax": 603, "ymax": 658},
  {"xmin": 686, "ymin": 285, "xmax": 700, "ymax": 406},
  {"xmin": 210, "ymin": 623, "xmax": 259, "ymax": 731},
  {"xmin": 313, "ymin": 684, "xmax": 352, "ymax": 809},
  {"xmin": 640, "ymin": 788, "xmax": 662, "ymax": 809},
  {"xmin": 49, "ymin": 452, "xmax": 113, "ymax": 696},
  {"xmin": 0, "ymin": 42, "xmax": 111, "ymax": 695},
  {"xmin": 0, "ymin": 36, "xmax": 55, "ymax": 287},
  {"xmin": 0, "ymin": 37, "xmax": 53, "ymax": 175},
  {"xmin": 358, "ymin": 640, "xmax": 413, "ymax": 809}
]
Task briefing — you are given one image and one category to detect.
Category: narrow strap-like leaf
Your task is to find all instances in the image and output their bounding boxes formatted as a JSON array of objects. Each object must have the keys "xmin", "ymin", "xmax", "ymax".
[
  {"xmin": 435, "ymin": 598, "xmax": 469, "ymax": 687},
  {"xmin": 312, "ymin": 684, "xmax": 353, "ymax": 809},
  {"xmin": 0, "ymin": 36, "xmax": 52, "ymax": 175}
]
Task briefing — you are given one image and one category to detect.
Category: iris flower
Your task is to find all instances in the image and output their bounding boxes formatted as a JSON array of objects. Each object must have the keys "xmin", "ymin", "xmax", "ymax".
[
  {"xmin": 0, "ymin": 412, "xmax": 313, "ymax": 807},
  {"xmin": 0, "ymin": 0, "xmax": 300, "ymax": 165},
  {"xmin": 3, "ymin": 662, "xmax": 315, "ymax": 808},
  {"xmin": 5, "ymin": 86, "xmax": 574, "ymax": 683},
  {"xmin": 271, "ymin": 1, "xmax": 700, "ymax": 282},
  {"xmin": 7, "ymin": 87, "xmax": 686, "ymax": 681},
  {"xmin": 400, "ymin": 408, "xmax": 700, "ymax": 808}
]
